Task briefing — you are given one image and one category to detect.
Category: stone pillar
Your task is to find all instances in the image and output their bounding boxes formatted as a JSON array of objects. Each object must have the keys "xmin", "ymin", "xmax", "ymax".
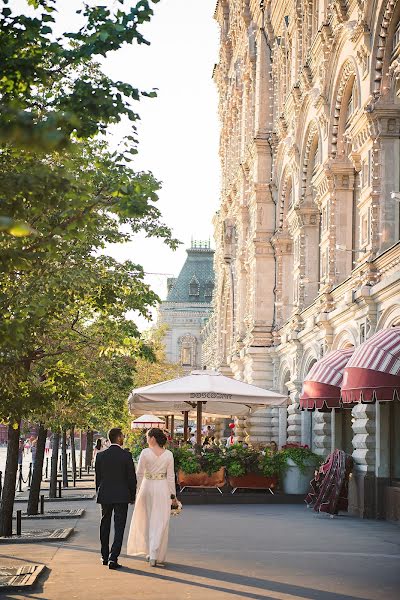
[
  {"xmin": 213, "ymin": 419, "xmax": 224, "ymax": 442},
  {"xmin": 242, "ymin": 348, "xmax": 275, "ymax": 446},
  {"xmin": 287, "ymin": 401, "xmax": 302, "ymax": 444},
  {"xmin": 270, "ymin": 407, "xmax": 280, "ymax": 445},
  {"xmin": 349, "ymin": 403, "xmax": 376, "ymax": 518},
  {"xmin": 312, "ymin": 411, "xmax": 332, "ymax": 457},
  {"xmin": 286, "ymin": 382, "xmax": 302, "ymax": 444},
  {"xmin": 234, "ymin": 416, "xmax": 246, "ymax": 441},
  {"xmin": 278, "ymin": 405, "xmax": 288, "ymax": 449}
]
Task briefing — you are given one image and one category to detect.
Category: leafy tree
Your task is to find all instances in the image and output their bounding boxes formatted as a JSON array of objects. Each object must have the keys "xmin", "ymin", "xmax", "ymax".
[
  {"xmin": 0, "ymin": 0, "xmax": 181, "ymax": 536},
  {"xmin": 132, "ymin": 325, "xmax": 183, "ymax": 389}
]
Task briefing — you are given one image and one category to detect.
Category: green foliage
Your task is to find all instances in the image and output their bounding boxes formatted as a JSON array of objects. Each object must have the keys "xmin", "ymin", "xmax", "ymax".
[
  {"xmin": 125, "ymin": 429, "xmax": 147, "ymax": 461},
  {"xmin": 0, "ymin": 0, "xmax": 180, "ymax": 434},
  {"xmin": 172, "ymin": 446, "xmax": 201, "ymax": 475},
  {"xmin": 198, "ymin": 445, "xmax": 225, "ymax": 476},
  {"xmin": 280, "ymin": 445, "xmax": 322, "ymax": 474},
  {"xmin": 0, "ymin": 0, "xmax": 161, "ymax": 151},
  {"xmin": 224, "ymin": 444, "xmax": 261, "ymax": 477}
]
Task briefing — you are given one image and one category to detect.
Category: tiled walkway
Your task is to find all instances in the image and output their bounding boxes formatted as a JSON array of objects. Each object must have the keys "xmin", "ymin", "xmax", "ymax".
[{"xmin": 1, "ymin": 492, "xmax": 399, "ymax": 599}]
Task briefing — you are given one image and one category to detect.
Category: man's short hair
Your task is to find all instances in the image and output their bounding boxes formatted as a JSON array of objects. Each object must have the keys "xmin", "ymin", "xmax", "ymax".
[{"xmin": 108, "ymin": 427, "xmax": 123, "ymax": 444}]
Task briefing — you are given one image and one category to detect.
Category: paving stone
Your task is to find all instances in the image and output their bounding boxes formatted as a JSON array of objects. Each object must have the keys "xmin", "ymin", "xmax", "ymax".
[
  {"xmin": 0, "ymin": 564, "xmax": 46, "ymax": 591},
  {"xmin": 14, "ymin": 508, "xmax": 85, "ymax": 520},
  {"xmin": 0, "ymin": 527, "xmax": 73, "ymax": 544}
]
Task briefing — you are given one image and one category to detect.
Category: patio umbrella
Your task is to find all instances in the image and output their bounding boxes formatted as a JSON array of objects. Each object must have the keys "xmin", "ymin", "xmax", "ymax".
[
  {"xmin": 128, "ymin": 370, "xmax": 287, "ymax": 445},
  {"xmin": 131, "ymin": 414, "xmax": 165, "ymax": 429}
]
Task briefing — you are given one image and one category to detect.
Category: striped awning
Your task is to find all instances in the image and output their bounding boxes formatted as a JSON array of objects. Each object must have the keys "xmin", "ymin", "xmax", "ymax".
[
  {"xmin": 342, "ymin": 327, "xmax": 400, "ymax": 403},
  {"xmin": 300, "ymin": 348, "xmax": 354, "ymax": 411}
]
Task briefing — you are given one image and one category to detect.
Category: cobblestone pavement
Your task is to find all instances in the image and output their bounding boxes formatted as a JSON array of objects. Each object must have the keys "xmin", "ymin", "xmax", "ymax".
[{"xmin": 0, "ymin": 493, "xmax": 399, "ymax": 600}]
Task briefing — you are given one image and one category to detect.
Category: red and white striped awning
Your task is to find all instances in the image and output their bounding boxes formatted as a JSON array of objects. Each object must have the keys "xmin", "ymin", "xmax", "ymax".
[
  {"xmin": 342, "ymin": 327, "xmax": 400, "ymax": 403},
  {"xmin": 300, "ymin": 348, "xmax": 354, "ymax": 411}
]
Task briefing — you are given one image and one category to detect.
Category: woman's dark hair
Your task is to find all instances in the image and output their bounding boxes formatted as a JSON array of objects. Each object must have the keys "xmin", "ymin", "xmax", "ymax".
[
  {"xmin": 95, "ymin": 438, "xmax": 102, "ymax": 450},
  {"xmin": 148, "ymin": 428, "xmax": 167, "ymax": 448}
]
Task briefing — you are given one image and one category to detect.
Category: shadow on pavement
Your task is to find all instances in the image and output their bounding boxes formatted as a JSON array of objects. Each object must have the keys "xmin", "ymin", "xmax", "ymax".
[{"xmin": 119, "ymin": 562, "xmax": 371, "ymax": 600}]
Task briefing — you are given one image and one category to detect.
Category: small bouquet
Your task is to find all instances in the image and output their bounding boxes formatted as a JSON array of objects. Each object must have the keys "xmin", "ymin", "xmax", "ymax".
[{"xmin": 170, "ymin": 496, "xmax": 183, "ymax": 516}]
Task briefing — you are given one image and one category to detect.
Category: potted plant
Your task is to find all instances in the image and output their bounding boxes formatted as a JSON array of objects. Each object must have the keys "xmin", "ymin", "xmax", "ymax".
[
  {"xmin": 173, "ymin": 446, "xmax": 226, "ymax": 491},
  {"xmin": 280, "ymin": 444, "xmax": 322, "ymax": 495},
  {"xmin": 225, "ymin": 445, "xmax": 279, "ymax": 493}
]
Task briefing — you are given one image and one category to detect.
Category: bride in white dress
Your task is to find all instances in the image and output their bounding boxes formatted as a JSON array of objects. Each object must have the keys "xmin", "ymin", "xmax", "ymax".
[{"xmin": 127, "ymin": 428, "xmax": 177, "ymax": 567}]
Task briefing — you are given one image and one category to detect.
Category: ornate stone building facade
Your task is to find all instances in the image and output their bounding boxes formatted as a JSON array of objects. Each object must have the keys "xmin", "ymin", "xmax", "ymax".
[
  {"xmin": 159, "ymin": 241, "xmax": 214, "ymax": 372},
  {"xmin": 205, "ymin": 0, "xmax": 400, "ymax": 517}
]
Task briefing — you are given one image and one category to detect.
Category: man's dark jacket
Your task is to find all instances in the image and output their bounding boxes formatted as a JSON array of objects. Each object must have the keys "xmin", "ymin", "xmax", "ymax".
[{"xmin": 95, "ymin": 445, "xmax": 136, "ymax": 504}]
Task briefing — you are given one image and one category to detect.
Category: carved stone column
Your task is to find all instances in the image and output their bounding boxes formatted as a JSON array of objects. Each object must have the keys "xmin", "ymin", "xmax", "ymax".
[
  {"xmin": 312, "ymin": 411, "xmax": 332, "ymax": 457},
  {"xmin": 242, "ymin": 347, "xmax": 275, "ymax": 445},
  {"xmin": 286, "ymin": 381, "xmax": 302, "ymax": 444},
  {"xmin": 287, "ymin": 401, "xmax": 302, "ymax": 445},
  {"xmin": 213, "ymin": 419, "xmax": 224, "ymax": 442}
]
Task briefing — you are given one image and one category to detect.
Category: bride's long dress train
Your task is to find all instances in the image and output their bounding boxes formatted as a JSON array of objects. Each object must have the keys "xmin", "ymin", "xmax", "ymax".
[{"xmin": 127, "ymin": 448, "xmax": 176, "ymax": 562}]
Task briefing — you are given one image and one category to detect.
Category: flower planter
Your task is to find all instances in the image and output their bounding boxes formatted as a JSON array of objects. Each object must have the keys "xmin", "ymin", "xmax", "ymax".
[
  {"xmin": 178, "ymin": 467, "xmax": 226, "ymax": 492},
  {"xmin": 282, "ymin": 458, "xmax": 315, "ymax": 495},
  {"xmin": 228, "ymin": 473, "xmax": 278, "ymax": 494}
]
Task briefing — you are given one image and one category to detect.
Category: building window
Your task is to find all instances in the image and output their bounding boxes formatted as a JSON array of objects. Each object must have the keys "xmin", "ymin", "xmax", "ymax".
[
  {"xmin": 321, "ymin": 205, "xmax": 329, "ymax": 231},
  {"xmin": 204, "ymin": 281, "xmax": 214, "ymax": 298},
  {"xmin": 393, "ymin": 20, "xmax": 400, "ymax": 56},
  {"xmin": 345, "ymin": 80, "xmax": 357, "ymax": 126},
  {"xmin": 361, "ymin": 158, "xmax": 369, "ymax": 189},
  {"xmin": 181, "ymin": 347, "xmax": 192, "ymax": 366},
  {"xmin": 189, "ymin": 276, "xmax": 200, "ymax": 296},
  {"xmin": 321, "ymin": 248, "xmax": 329, "ymax": 279},
  {"xmin": 360, "ymin": 209, "xmax": 370, "ymax": 247}
]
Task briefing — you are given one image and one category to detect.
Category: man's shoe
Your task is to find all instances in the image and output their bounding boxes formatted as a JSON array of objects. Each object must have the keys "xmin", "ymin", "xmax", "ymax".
[
  {"xmin": 109, "ymin": 561, "xmax": 122, "ymax": 570},
  {"xmin": 101, "ymin": 558, "xmax": 108, "ymax": 566}
]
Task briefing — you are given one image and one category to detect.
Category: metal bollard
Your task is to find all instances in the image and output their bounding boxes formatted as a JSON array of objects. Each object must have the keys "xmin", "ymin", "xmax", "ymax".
[
  {"xmin": 28, "ymin": 463, "xmax": 32, "ymax": 488},
  {"xmin": 45, "ymin": 457, "xmax": 49, "ymax": 480},
  {"xmin": 0, "ymin": 470, "xmax": 2, "ymax": 499},
  {"xmin": 18, "ymin": 465, "xmax": 23, "ymax": 492},
  {"xmin": 58, "ymin": 455, "xmax": 61, "ymax": 472},
  {"xmin": 40, "ymin": 494, "xmax": 45, "ymax": 515},
  {"xmin": 68, "ymin": 453, "xmax": 71, "ymax": 467},
  {"xmin": 58, "ymin": 480, "xmax": 62, "ymax": 498},
  {"xmin": 79, "ymin": 467, "xmax": 82, "ymax": 480},
  {"xmin": 73, "ymin": 471, "xmax": 76, "ymax": 487},
  {"xmin": 87, "ymin": 465, "xmax": 90, "ymax": 475},
  {"xmin": 16, "ymin": 510, "xmax": 22, "ymax": 536}
]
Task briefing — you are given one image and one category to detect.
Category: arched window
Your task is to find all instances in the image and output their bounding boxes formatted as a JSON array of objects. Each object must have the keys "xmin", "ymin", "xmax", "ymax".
[
  {"xmin": 345, "ymin": 79, "xmax": 357, "ymax": 126},
  {"xmin": 181, "ymin": 347, "xmax": 192, "ymax": 366},
  {"xmin": 189, "ymin": 275, "xmax": 200, "ymax": 297}
]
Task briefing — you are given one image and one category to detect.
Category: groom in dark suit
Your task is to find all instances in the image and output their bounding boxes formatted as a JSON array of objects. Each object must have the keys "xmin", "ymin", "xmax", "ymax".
[{"xmin": 95, "ymin": 427, "xmax": 137, "ymax": 569}]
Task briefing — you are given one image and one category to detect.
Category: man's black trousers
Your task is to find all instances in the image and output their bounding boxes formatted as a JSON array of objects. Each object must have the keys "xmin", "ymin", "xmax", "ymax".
[{"xmin": 100, "ymin": 503, "xmax": 128, "ymax": 563}]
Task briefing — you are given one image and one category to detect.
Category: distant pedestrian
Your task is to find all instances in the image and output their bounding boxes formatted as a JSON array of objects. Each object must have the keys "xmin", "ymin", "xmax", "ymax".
[
  {"xmin": 31, "ymin": 438, "xmax": 37, "ymax": 465},
  {"xmin": 45, "ymin": 437, "xmax": 51, "ymax": 455},
  {"xmin": 18, "ymin": 440, "xmax": 24, "ymax": 466},
  {"xmin": 93, "ymin": 438, "xmax": 104, "ymax": 462}
]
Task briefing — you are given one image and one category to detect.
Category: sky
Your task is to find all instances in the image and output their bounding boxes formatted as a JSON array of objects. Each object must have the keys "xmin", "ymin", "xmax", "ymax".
[{"xmin": 99, "ymin": 0, "xmax": 221, "ymax": 316}]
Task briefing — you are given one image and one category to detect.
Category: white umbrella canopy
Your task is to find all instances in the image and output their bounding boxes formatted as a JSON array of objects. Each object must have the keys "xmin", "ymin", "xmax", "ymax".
[
  {"xmin": 128, "ymin": 370, "xmax": 288, "ymax": 418},
  {"xmin": 131, "ymin": 414, "xmax": 165, "ymax": 429}
]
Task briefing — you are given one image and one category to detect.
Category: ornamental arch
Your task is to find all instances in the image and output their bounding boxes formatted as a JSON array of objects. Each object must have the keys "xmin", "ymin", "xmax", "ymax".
[
  {"xmin": 331, "ymin": 328, "xmax": 358, "ymax": 350},
  {"xmin": 376, "ymin": 305, "xmax": 400, "ymax": 330}
]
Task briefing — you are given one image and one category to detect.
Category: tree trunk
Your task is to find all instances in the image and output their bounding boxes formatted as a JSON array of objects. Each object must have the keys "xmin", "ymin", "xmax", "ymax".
[
  {"xmin": 27, "ymin": 424, "xmax": 47, "ymax": 515},
  {"xmin": 0, "ymin": 422, "xmax": 20, "ymax": 537},
  {"xmin": 70, "ymin": 426, "xmax": 76, "ymax": 480},
  {"xmin": 61, "ymin": 428, "xmax": 68, "ymax": 487},
  {"xmin": 49, "ymin": 431, "xmax": 60, "ymax": 498},
  {"xmin": 85, "ymin": 430, "xmax": 93, "ymax": 469}
]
